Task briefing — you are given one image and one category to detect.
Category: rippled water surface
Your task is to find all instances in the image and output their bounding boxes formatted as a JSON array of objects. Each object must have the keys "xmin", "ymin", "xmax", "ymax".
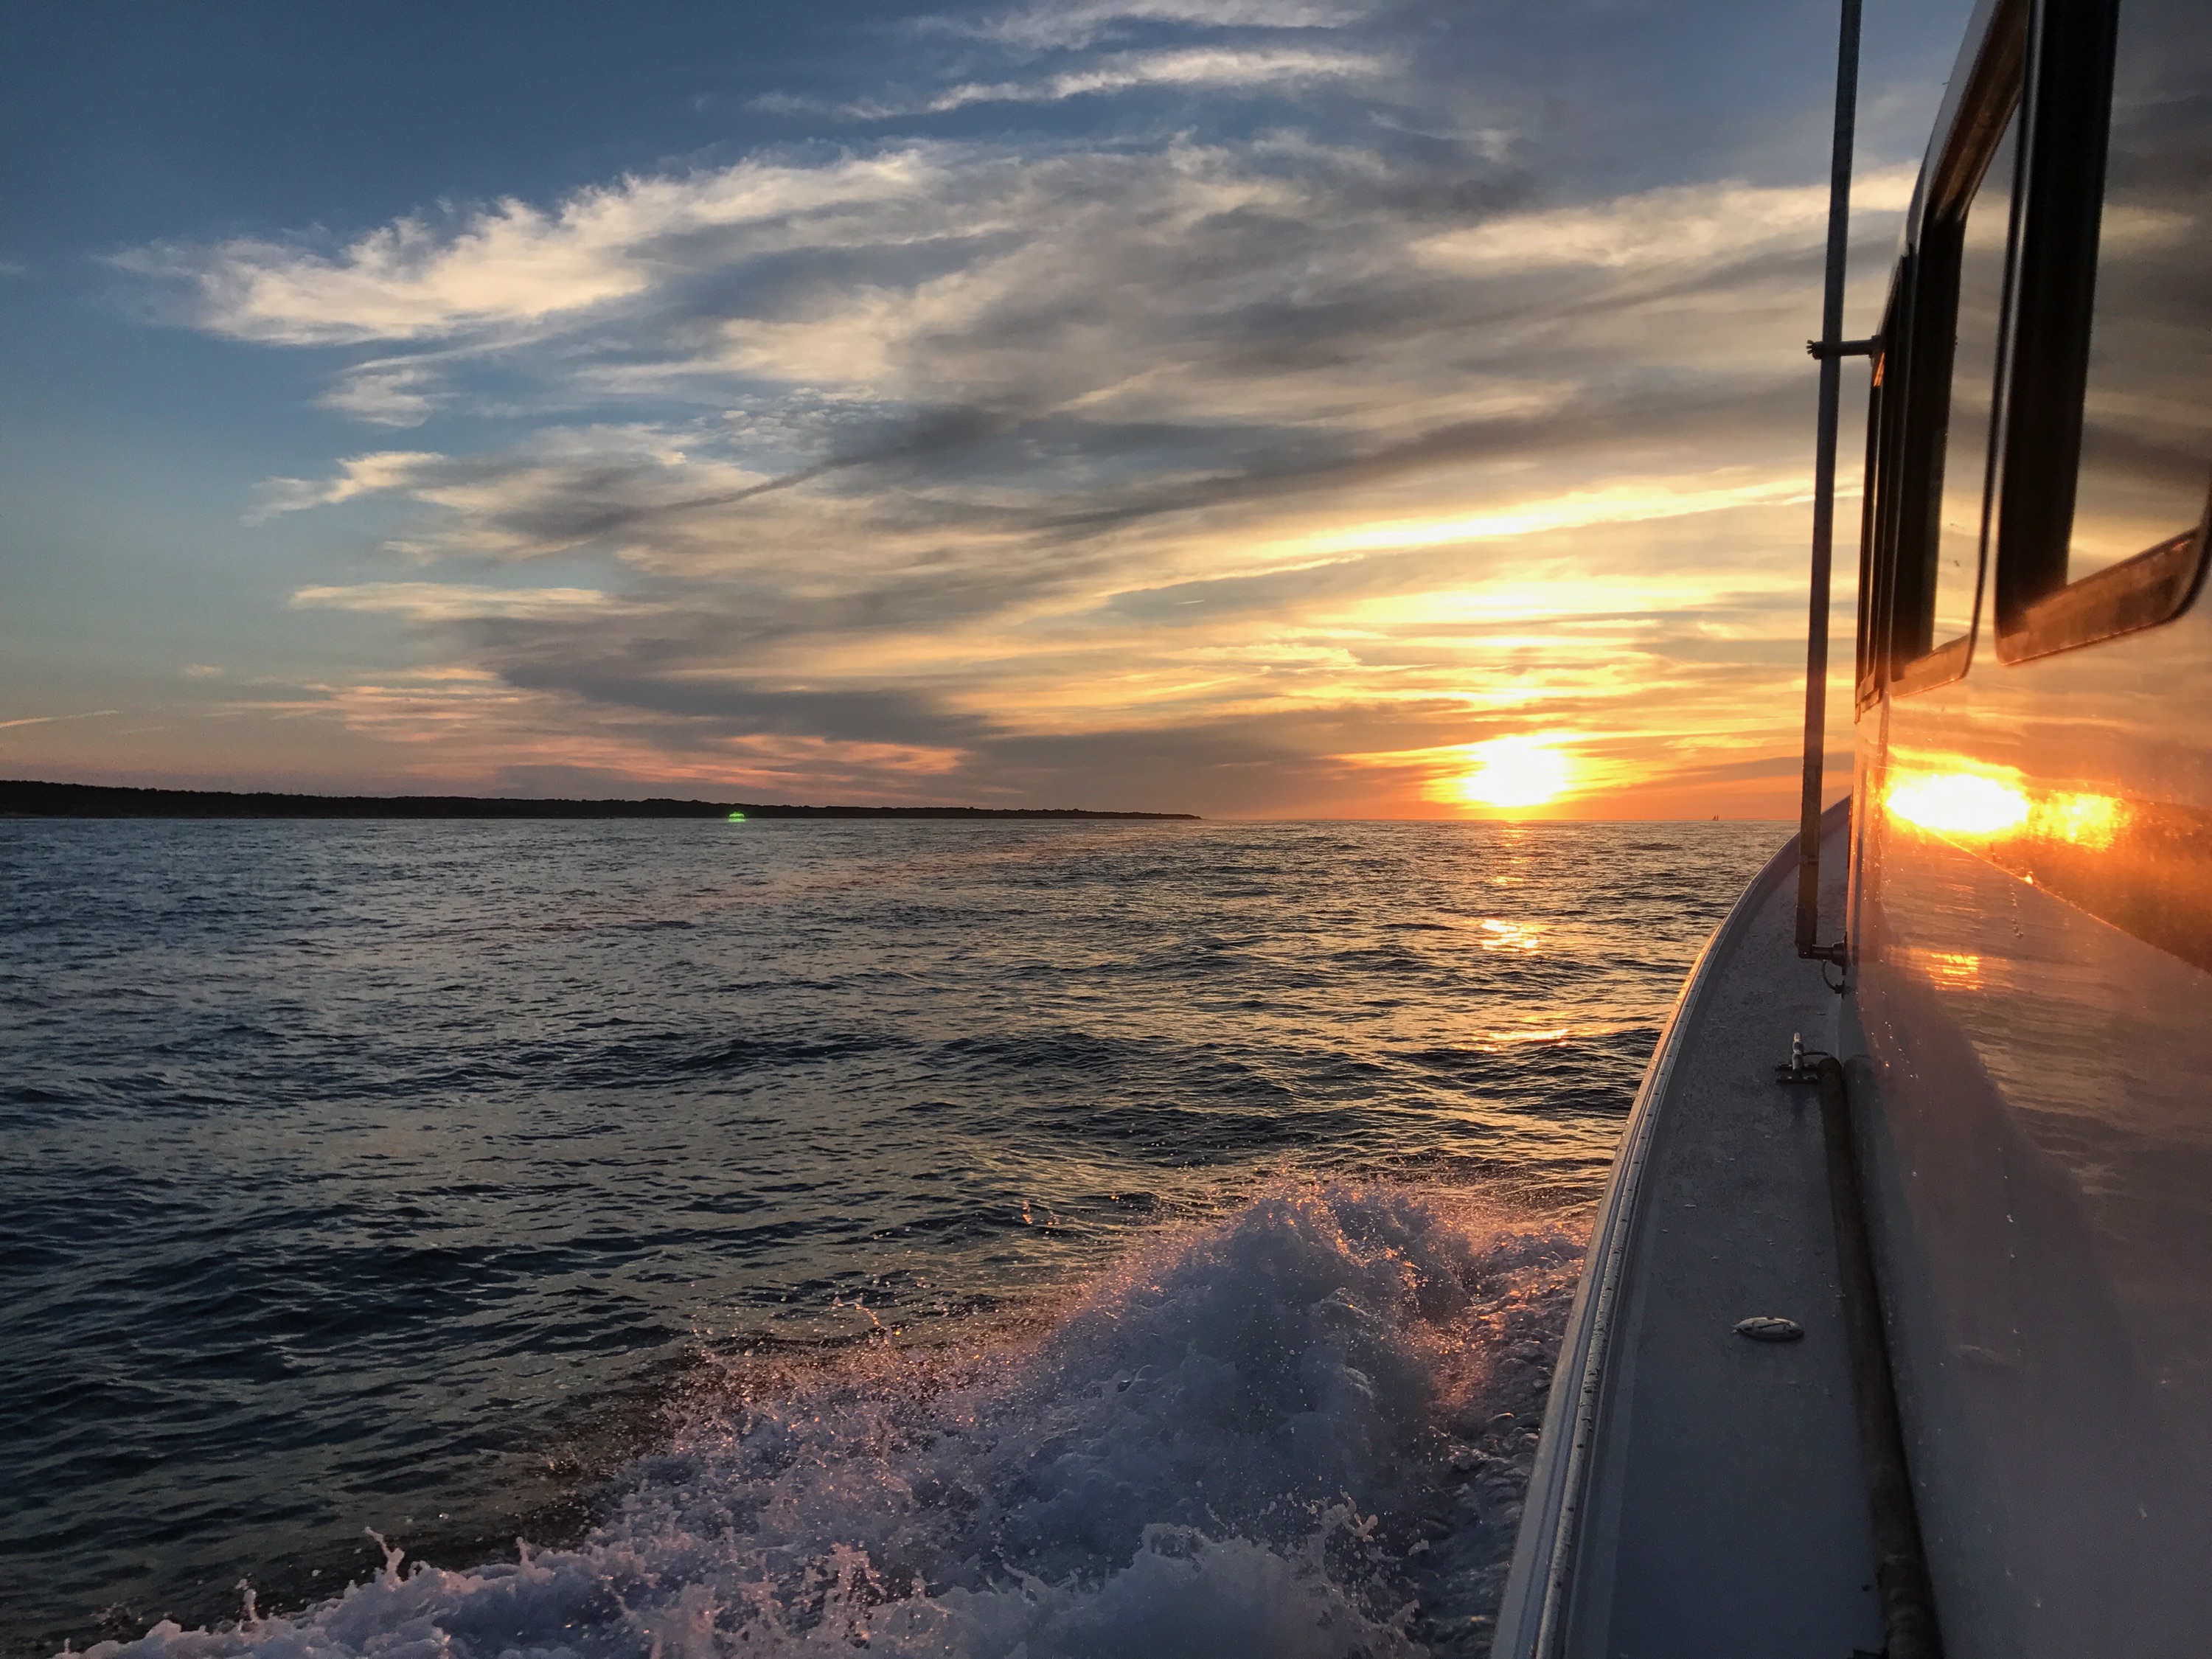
[{"xmin": 0, "ymin": 818, "xmax": 1779, "ymax": 1656}]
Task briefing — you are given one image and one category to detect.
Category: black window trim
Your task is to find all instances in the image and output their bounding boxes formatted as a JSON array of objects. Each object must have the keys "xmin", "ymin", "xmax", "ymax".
[
  {"xmin": 1857, "ymin": 288, "xmax": 1905, "ymax": 712},
  {"xmin": 1853, "ymin": 330, "xmax": 1887, "ymax": 712}
]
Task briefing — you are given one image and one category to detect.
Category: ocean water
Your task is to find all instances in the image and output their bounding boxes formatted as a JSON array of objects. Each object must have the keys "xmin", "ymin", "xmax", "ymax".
[{"xmin": 0, "ymin": 817, "xmax": 1780, "ymax": 1658}]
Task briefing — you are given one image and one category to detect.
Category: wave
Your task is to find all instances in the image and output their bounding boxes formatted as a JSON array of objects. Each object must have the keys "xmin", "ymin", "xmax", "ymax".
[{"xmin": 75, "ymin": 1184, "xmax": 1580, "ymax": 1659}]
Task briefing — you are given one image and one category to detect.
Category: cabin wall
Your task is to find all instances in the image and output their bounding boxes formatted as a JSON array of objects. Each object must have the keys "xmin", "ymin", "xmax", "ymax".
[{"xmin": 1843, "ymin": 594, "xmax": 2212, "ymax": 1658}]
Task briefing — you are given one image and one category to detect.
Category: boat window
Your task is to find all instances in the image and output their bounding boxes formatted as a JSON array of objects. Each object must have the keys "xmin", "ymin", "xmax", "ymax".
[
  {"xmin": 1993, "ymin": 0, "xmax": 2212, "ymax": 661},
  {"xmin": 1880, "ymin": 2, "xmax": 2025, "ymax": 698},
  {"xmin": 1931, "ymin": 109, "xmax": 2020, "ymax": 647},
  {"xmin": 2065, "ymin": 0, "xmax": 2211, "ymax": 580}
]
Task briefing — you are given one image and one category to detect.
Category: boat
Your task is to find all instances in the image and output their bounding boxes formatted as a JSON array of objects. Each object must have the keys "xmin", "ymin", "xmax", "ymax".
[{"xmin": 1491, "ymin": 0, "xmax": 2212, "ymax": 1652}]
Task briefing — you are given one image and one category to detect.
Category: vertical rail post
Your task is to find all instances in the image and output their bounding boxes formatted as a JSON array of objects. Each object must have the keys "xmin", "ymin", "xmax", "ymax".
[{"xmin": 1797, "ymin": 0, "xmax": 1864, "ymax": 960}]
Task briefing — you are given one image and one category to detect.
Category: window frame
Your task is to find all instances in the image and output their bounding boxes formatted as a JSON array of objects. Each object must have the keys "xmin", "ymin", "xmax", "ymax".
[
  {"xmin": 1866, "ymin": 0, "xmax": 2028, "ymax": 700},
  {"xmin": 1857, "ymin": 288, "xmax": 1905, "ymax": 712},
  {"xmin": 1990, "ymin": 0, "xmax": 2212, "ymax": 662}
]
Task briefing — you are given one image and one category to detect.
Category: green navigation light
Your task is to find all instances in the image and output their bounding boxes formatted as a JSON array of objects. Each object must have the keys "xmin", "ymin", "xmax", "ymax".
[{"xmin": 727, "ymin": 810, "xmax": 747, "ymax": 821}]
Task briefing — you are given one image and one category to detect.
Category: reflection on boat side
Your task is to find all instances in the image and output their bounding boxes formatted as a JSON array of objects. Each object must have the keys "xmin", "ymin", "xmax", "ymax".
[
  {"xmin": 1914, "ymin": 947, "xmax": 1983, "ymax": 988},
  {"xmin": 1496, "ymin": 0, "xmax": 2212, "ymax": 1645},
  {"xmin": 1886, "ymin": 769, "xmax": 2122, "ymax": 845},
  {"xmin": 1851, "ymin": 796, "xmax": 2212, "ymax": 1658},
  {"xmin": 1879, "ymin": 761, "xmax": 2212, "ymax": 971}
]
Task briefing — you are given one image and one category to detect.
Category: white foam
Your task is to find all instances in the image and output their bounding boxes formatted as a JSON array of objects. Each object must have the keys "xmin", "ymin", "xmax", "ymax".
[{"xmin": 78, "ymin": 1184, "xmax": 1580, "ymax": 1659}]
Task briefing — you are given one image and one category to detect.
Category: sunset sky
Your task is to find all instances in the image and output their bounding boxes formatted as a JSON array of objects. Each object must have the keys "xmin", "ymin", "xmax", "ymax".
[{"xmin": 1, "ymin": 0, "xmax": 1975, "ymax": 818}]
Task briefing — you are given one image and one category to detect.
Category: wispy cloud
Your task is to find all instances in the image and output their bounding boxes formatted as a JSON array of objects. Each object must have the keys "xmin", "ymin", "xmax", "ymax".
[
  {"xmin": 1413, "ymin": 166, "xmax": 1918, "ymax": 275},
  {"xmin": 1275, "ymin": 473, "xmax": 1820, "ymax": 560},
  {"xmin": 317, "ymin": 364, "xmax": 446, "ymax": 427},
  {"xmin": 119, "ymin": 150, "xmax": 957, "ymax": 346},
  {"xmin": 290, "ymin": 582, "xmax": 635, "ymax": 622},
  {"xmin": 107, "ymin": 0, "xmax": 1931, "ymax": 814},
  {"xmin": 247, "ymin": 451, "xmax": 444, "ymax": 523},
  {"xmin": 0, "ymin": 709, "xmax": 121, "ymax": 731},
  {"xmin": 771, "ymin": 44, "xmax": 1385, "ymax": 119},
  {"xmin": 954, "ymin": 0, "xmax": 1376, "ymax": 52}
]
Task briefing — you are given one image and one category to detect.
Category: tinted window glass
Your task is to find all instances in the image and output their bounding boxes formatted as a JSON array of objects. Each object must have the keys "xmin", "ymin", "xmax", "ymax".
[
  {"xmin": 1933, "ymin": 109, "xmax": 2020, "ymax": 644},
  {"xmin": 2069, "ymin": 0, "xmax": 2212, "ymax": 579}
]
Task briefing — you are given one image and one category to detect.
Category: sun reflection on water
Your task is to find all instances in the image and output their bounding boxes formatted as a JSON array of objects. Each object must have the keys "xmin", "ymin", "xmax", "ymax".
[
  {"xmin": 1476, "ymin": 918, "xmax": 1545, "ymax": 952},
  {"xmin": 1485, "ymin": 1026, "xmax": 1572, "ymax": 1045}
]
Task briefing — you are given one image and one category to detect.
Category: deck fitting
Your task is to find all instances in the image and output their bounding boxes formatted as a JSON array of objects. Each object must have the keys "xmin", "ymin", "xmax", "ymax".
[
  {"xmin": 1735, "ymin": 1316, "xmax": 1806, "ymax": 1343},
  {"xmin": 1776, "ymin": 1030, "xmax": 1832, "ymax": 1084}
]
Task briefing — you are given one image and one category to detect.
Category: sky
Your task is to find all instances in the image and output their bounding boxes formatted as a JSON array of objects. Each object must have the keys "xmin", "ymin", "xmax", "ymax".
[{"xmin": 0, "ymin": 0, "xmax": 1977, "ymax": 818}]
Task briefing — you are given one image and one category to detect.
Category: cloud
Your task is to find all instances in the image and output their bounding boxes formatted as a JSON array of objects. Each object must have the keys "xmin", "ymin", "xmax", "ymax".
[
  {"xmin": 1413, "ymin": 166, "xmax": 1919, "ymax": 275},
  {"xmin": 181, "ymin": 664, "xmax": 225, "ymax": 679},
  {"xmin": 136, "ymin": 1, "xmax": 1929, "ymax": 815},
  {"xmin": 289, "ymin": 582, "xmax": 634, "ymax": 622},
  {"xmin": 119, "ymin": 150, "xmax": 959, "ymax": 345},
  {"xmin": 0, "ymin": 709, "xmax": 121, "ymax": 731},
  {"xmin": 1274, "ymin": 473, "xmax": 1818, "ymax": 560},
  {"xmin": 958, "ymin": 0, "xmax": 1376, "ymax": 52},
  {"xmin": 251, "ymin": 428, "xmax": 803, "ymax": 560},
  {"xmin": 838, "ymin": 44, "xmax": 1384, "ymax": 117},
  {"xmin": 177, "ymin": 139, "xmax": 1908, "ymax": 467},
  {"xmin": 318, "ymin": 364, "xmax": 445, "ymax": 426},
  {"xmin": 246, "ymin": 451, "xmax": 444, "ymax": 523}
]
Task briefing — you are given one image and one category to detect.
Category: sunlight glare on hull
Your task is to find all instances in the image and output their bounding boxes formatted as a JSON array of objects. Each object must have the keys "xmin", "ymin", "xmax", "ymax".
[
  {"xmin": 1885, "ymin": 768, "xmax": 2129, "ymax": 849},
  {"xmin": 1885, "ymin": 772, "xmax": 2031, "ymax": 836}
]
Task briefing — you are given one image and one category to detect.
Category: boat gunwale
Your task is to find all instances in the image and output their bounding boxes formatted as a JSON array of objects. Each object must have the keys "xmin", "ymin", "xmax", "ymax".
[{"xmin": 1489, "ymin": 807, "xmax": 1842, "ymax": 1658}]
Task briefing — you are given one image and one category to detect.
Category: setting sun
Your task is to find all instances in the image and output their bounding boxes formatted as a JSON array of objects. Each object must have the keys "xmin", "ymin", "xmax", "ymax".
[{"xmin": 1453, "ymin": 736, "xmax": 1575, "ymax": 809}]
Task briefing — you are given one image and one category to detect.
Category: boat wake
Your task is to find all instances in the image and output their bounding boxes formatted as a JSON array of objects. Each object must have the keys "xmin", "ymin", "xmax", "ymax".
[{"xmin": 77, "ymin": 1184, "xmax": 1581, "ymax": 1659}]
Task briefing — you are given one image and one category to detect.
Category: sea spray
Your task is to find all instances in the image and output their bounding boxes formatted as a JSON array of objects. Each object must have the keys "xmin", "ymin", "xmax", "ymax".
[
  {"xmin": 13, "ymin": 818, "xmax": 1769, "ymax": 1650},
  {"xmin": 76, "ymin": 1183, "xmax": 1580, "ymax": 1659}
]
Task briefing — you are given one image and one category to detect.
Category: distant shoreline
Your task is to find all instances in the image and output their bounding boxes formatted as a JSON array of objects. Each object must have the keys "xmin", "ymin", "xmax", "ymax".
[{"xmin": 0, "ymin": 780, "xmax": 1200, "ymax": 821}]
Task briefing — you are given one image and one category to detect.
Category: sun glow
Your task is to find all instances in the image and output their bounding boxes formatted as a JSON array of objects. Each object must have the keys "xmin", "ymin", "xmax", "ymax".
[{"xmin": 1453, "ymin": 736, "xmax": 1574, "ymax": 809}]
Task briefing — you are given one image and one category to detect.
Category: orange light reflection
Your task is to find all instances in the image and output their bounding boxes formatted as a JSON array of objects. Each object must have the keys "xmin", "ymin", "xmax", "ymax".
[
  {"xmin": 1927, "ymin": 952, "xmax": 1982, "ymax": 988},
  {"xmin": 1476, "ymin": 919, "xmax": 1545, "ymax": 952},
  {"xmin": 1885, "ymin": 773, "xmax": 2029, "ymax": 835},
  {"xmin": 1885, "ymin": 769, "xmax": 2127, "ymax": 849},
  {"xmin": 2041, "ymin": 791, "xmax": 2124, "ymax": 849}
]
